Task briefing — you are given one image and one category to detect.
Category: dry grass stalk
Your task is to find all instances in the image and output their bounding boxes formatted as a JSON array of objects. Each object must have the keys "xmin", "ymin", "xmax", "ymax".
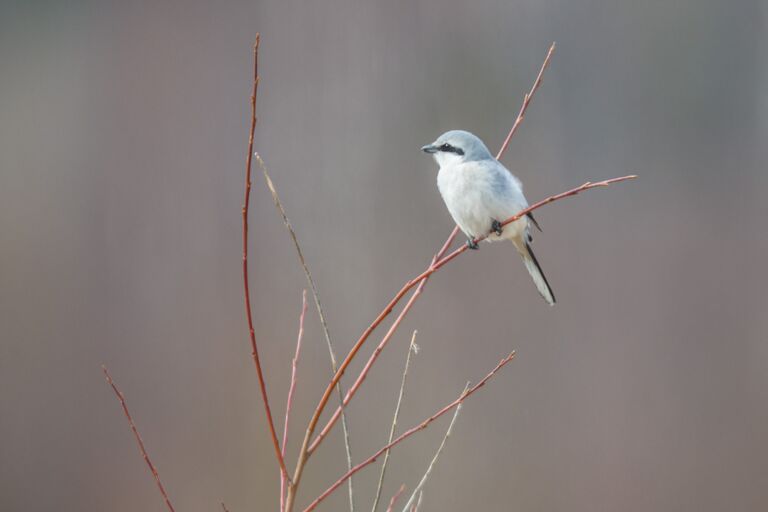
[
  {"xmin": 410, "ymin": 491, "xmax": 423, "ymax": 512},
  {"xmin": 301, "ymin": 352, "xmax": 516, "ymax": 512},
  {"xmin": 370, "ymin": 331, "xmax": 419, "ymax": 512},
  {"xmin": 309, "ymin": 274, "xmax": 431, "ymax": 454},
  {"xmin": 258, "ymin": 153, "xmax": 357, "ymax": 511},
  {"xmin": 399, "ymin": 384, "xmax": 468, "ymax": 512}
]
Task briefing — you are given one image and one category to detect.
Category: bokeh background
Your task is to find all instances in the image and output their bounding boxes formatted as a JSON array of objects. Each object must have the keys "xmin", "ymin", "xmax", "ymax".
[{"xmin": 2, "ymin": 0, "xmax": 767, "ymax": 511}]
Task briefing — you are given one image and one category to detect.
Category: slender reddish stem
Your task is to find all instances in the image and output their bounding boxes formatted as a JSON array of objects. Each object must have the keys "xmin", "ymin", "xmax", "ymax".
[
  {"xmin": 409, "ymin": 176, "xmax": 637, "ymax": 279},
  {"xmin": 281, "ymin": 291, "xmax": 308, "ymax": 511},
  {"xmin": 242, "ymin": 33, "xmax": 290, "ymax": 480},
  {"xmin": 385, "ymin": 484, "xmax": 407, "ymax": 512},
  {"xmin": 307, "ymin": 175, "xmax": 635, "ymax": 454},
  {"xmin": 309, "ymin": 267, "xmax": 431, "ymax": 454},
  {"xmin": 496, "ymin": 42, "xmax": 556, "ymax": 160},
  {"xmin": 289, "ymin": 233, "xmax": 461, "ymax": 501},
  {"xmin": 302, "ymin": 352, "xmax": 517, "ymax": 512},
  {"xmin": 102, "ymin": 366, "xmax": 176, "ymax": 512}
]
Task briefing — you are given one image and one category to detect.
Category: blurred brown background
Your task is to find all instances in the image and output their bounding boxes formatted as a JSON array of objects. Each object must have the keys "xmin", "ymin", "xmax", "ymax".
[{"xmin": 1, "ymin": 0, "xmax": 767, "ymax": 511}]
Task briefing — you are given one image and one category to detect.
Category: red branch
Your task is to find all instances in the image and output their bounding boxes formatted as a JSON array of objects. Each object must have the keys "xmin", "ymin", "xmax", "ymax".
[
  {"xmin": 302, "ymin": 352, "xmax": 517, "ymax": 512},
  {"xmin": 385, "ymin": 484, "xmax": 407, "ymax": 512},
  {"xmin": 407, "ymin": 176, "xmax": 637, "ymax": 281},
  {"xmin": 242, "ymin": 33, "xmax": 289, "ymax": 480},
  {"xmin": 300, "ymin": 42, "xmax": 560, "ymax": 461},
  {"xmin": 281, "ymin": 290, "xmax": 308, "ymax": 511},
  {"xmin": 309, "ymin": 264, "xmax": 432, "ymax": 454},
  {"xmin": 496, "ymin": 42, "xmax": 556, "ymax": 159},
  {"xmin": 102, "ymin": 366, "xmax": 176, "ymax": 512},
  {"xmin": 308, "ymin": 174, "xmax": 636, "ymax": 452}
]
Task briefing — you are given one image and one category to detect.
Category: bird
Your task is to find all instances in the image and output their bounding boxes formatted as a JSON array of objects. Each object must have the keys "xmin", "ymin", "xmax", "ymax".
[{"xmin": 422, "ymin": 129, "xmax": 555, "ymax": 305}]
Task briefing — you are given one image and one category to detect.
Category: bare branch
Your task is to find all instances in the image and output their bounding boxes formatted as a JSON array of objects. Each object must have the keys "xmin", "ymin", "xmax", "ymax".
[
  {"xmin": 371, "ymin": 331, "xmax": 419, "ymax": 512},
  {"xmin": 102, "ymin": 366, "xmax": 176, "ymax": 512},
  {"xmin": 281, "ymin": 290, "xmax": 308, "ymax": 511},
  {"xmin": 307, "ymin": 174, "xmax": 635, "ymax": 455},
  {"xmin": 302, "ymin": 352, "xmax": 516, "ymax": 512},
  {"xmin": 410, "ymin": 176, "xmax": 639, "ymax": 283},
  {"xmin": 241, "ymin": 33, "xmax": 290, "ymax": 480},
  {"xmin": 385, "ymin": 485, "xmax": 407, "ymax": 512},
  {"xmin": 496, "ymin": 42, "xmax": 556, "ymax": 160},
  {"xmin": 310, "ymin": 275, "xmax": 431, "ymax": 454}
]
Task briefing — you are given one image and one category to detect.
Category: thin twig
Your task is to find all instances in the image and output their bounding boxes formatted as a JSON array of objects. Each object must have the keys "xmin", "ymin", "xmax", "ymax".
[
  {"xmin": 371, "ymin": 332, "xmax": 419, "ymax": 512},
  {"xmin": 411, "ymin": 492, "xmax": 423, "ymax": 512},
  {"xmin": 385, "ymin": 485, "xmax": 407, "ymax": 512},
  {"xmin": 310, "ymin": 274, "xmax": 431, "ymax": 455},
  {"xmin": 496, "ymin": 42, "xmax": 556, "ymax": 159},
  {"xmin": 281, "ymin": 290, "xmax": 308, "ymax": 511},
  {"xmin": 399, "ymin": 385, "xmax": 467, "ymax": 512},
  {"xmin": 221, "ymin": 502, "xmax": 230, "ymax": 512},
  {"xmin": 258, "ymin": 154, "xmax": 357, "ymax": 511},
  {"xmin": 394, "ymin": 177, "xmax": 639, "ymax": 309},
  {"xmin": 102, "ymin": 366, "xmax": 176, "ymax": 512},
  {"xmin": 241, "ymin": 33, "xmax": 289, "ymax": 480},
  {"xmin": 307, "ymin": 174, "xmax": 635, "ymax": 455},
  {"xmin": 416, "ymin": 176, "xmax": 639, "ymax": 279},
  {"xmin": 302, "ymin": 352, "xmax": 516, "ymax": 512}
]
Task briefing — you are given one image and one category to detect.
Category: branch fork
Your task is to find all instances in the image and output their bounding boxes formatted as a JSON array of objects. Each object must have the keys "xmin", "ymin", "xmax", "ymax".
[{"xmin": 105, "ymin": 37, "xmax": 637, "ymax": 512}]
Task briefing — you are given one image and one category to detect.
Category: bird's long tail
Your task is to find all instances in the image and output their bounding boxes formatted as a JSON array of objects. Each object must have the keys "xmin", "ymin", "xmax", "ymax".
[{"xmin": 517, "ymin": 240, "xmax": 556, "ymax": 305}]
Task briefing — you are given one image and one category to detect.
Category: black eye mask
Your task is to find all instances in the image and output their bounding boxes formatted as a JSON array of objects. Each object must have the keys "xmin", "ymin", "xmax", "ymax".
[{"xmin": 439, "ymin": 143, "xmax": 465, "ymax": 156}]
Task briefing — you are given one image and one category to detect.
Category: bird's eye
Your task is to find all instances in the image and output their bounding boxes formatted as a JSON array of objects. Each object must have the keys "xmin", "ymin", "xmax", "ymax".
[{"xmin": 440, "ymin": 143, "xmax": 452, "ymax": 151}]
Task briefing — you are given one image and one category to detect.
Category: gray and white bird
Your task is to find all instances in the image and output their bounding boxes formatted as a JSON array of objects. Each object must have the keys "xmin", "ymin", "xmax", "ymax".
[{"xmin": 422, "ymin": 130, "xmax": 555, "ymax": 305}]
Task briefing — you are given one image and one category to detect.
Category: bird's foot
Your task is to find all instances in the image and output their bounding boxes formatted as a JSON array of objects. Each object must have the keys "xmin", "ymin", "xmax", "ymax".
[
  {"xmin": 466, "ymin": 239, "xmax": 479, "ymax": 250},
  {"xmin": 491, "ymin": 219, "xmax": 503, "ymax": 236}
]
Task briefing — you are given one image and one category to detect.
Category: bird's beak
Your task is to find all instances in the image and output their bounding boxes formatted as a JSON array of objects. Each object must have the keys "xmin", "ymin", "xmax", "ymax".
[{"xmin": 421, "ymin": 144, "xmax": 438, "ymax": 154}]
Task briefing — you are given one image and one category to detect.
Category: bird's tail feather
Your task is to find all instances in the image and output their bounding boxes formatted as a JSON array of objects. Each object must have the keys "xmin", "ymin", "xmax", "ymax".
[{"xmin": 519, "ymin": 241, "xmax": 556, "ymax": 305}]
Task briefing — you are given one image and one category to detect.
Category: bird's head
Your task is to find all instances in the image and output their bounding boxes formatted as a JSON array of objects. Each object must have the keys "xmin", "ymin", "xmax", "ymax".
[{"xmin": 421, "ymin": 130, "xmax": 493, "ymax": 167}]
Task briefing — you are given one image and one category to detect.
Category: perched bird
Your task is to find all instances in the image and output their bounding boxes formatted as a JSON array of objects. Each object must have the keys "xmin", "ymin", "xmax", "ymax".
[{"xmin": 422, "ymin": 130, "xmax": 555, "ymax": 305}]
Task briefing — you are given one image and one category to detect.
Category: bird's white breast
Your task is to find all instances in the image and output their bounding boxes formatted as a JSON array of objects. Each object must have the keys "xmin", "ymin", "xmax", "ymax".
[{"xmin": 437, "ymin": 160, "xmax": 529, "ymax": 241}]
